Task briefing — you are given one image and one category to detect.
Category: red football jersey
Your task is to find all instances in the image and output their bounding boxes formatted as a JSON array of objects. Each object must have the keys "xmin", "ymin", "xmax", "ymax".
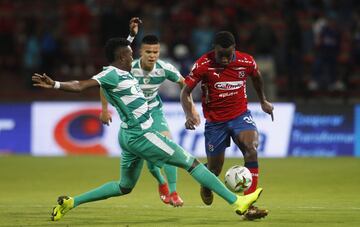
[{"xmin": 185, "ymin": 50, "xmax": 258, "ymax": 122}]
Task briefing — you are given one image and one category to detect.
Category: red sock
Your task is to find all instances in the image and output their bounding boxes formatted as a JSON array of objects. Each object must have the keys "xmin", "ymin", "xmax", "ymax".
[{"xmin": 244, "ymin": 167, "xmax": 258, "ymax": 195}]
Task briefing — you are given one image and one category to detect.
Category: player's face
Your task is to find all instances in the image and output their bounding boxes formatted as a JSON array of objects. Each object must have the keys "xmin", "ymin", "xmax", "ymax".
[
  {"xmin": 140, "ymin": 43, "xmax": 160, "ymax": 68},
  {"xmin": 214, "ymin": 45, "xmax": 235, "ymax": 66},
  {"xmin": 119, "ymin": 46, "xmax": 133, "ymax": 72}
]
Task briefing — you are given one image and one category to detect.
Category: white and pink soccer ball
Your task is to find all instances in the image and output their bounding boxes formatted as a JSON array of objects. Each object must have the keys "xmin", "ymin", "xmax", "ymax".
[{"xmin": 224, "ymin": 165, "xmax": 252, "ymax": 193}]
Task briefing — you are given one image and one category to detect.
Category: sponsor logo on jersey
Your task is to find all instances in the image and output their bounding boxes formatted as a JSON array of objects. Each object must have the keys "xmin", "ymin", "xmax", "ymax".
[
  {"xmin": 143, "ymin": 90, "xmax": 154, "ymax": 97},
  {"xmin": 130, "ymin": 85, "xmax": 142, "ymax": 94},
  {"xmin": 143, "ymin": 77, "xmax": 150, "ymax": 84},
  {"xmin": 219, "ymin": 91, "xmax": 238, "ymax": 98},
  {"xmin": 214, "ymin": 81, "xmax": 243, "ymax": 90},
  {"xmin": 201, "ymin": 59, "xmax": 211, "ymax": 65},
  {"xmin": 213, "ymin": 72, "xmax": 220, "ymax": 78},
  {"xmin": 237, "ymin": 59, "xmax": 253, "ymax": 64},
  {"xmin": 238, "ymin": 71, "xmax": 246, "ymax": 78}
]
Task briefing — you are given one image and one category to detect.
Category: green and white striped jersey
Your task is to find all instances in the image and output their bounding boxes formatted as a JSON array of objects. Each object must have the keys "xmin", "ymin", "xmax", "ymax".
[
  {"xmin": 92, "ymin": 66, "xmax": 153, "ymax": 131},
  {"xmin": 131, "ymin": 59, "xmax": 181, "ymax": 110}
]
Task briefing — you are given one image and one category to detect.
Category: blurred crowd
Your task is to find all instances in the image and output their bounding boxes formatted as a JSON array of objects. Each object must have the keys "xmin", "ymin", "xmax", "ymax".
[{"xmin": 0, "ymin": 0, "xmax": 360, "ymax": 102}]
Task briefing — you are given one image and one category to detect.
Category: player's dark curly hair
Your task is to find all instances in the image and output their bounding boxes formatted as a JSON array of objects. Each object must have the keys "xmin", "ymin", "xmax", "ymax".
[
  {"xmin": 214, "ymin": 31, "xmax": 235, "ymax": 48},
  {"xmin": 142, "ymin": 35, "xmax": 160, "ymax": 45},
  {"xmin": 104, "ymin": 38, "xmax": 130, "ymax": 63}
]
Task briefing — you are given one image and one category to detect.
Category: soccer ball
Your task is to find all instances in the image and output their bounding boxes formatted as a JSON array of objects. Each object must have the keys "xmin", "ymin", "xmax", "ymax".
[{"xmin": 224, "ymin": 165, "xmax": 252, "ymax": 193}]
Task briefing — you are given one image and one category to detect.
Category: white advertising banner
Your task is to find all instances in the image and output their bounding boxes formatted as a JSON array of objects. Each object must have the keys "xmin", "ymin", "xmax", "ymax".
[
  {"xmin": 163, "ymin": 103, "xmax": 295, "ymax": 158},
  {"xmin": 31, "ymin": 102, "xmax": 294, "ymax": 157},
  {"xmin": 247, "ymin": 103, "xmax": 295, "ymax": 157},
  {"xmin": 32, "ymin": 102, "xmax": 122, "ymax": 156}
]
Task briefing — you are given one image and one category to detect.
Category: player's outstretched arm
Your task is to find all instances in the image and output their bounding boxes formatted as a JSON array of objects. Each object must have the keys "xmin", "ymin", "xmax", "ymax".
[
  {"xmin": 251, "ymin": 70, "xmax": 274, "ymax": 121},
  {"xmin": 32, "ymin": 73, "xmax": 99, "ymax": 92},
  {"xmin": 180, "ymin": 85, "xmax": 200, "ymax": 130},
  {"xmin": 99, "ymin": 88, "xmax": 112, "ymax": 126}
]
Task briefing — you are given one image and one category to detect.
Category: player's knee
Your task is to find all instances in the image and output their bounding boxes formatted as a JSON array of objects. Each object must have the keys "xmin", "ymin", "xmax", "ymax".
[
  {"xmin": 119, "ymin": 186, "xmax": 132, "ymax": 195},
  {"xmin": 243, "ymin": 142, "xmax": 258, "ymax": 159}
]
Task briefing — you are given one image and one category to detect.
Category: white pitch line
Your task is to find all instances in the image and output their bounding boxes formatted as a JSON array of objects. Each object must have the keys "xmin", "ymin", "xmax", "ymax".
[{"xmin": 1, "ymin": 205, "xmax": 360, "ymax": 210}]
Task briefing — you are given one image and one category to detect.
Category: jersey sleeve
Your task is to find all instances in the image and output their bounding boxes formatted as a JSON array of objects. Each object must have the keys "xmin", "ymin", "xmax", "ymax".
[
  {"xmin": 184, "ymin": 61, "xmax": 203, "ymax": 89},
  {"xmin": 249, "ymin": 56, "xmax": 259, "ymax": 77},
  {"xmin": 164, "ymin": 62, "xmax": 182, "ymax": 83},
  {"xmin": 92, "ymin": 70, "xmax": 118, "ymax": 89}
]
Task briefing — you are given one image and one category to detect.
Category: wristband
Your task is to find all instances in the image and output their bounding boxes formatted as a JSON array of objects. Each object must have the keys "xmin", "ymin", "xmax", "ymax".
[
  {"xmin": 127, "ymin": 35, "xmax": 135, "ymax": 43},
  {"xmin": 54, "ymin": 81, "xmax": 61, "ymax": 89}
]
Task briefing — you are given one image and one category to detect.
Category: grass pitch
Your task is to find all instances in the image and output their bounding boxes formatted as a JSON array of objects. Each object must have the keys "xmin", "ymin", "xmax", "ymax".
[{"xmin": 0, "ymin": 156, "xmax": 359, "ymax": 227}]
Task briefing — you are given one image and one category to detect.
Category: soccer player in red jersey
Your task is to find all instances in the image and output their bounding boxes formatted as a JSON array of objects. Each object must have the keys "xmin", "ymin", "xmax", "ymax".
[{"xmin": 180, "ymin": 31, "xmax": 274, "ymax": 220}]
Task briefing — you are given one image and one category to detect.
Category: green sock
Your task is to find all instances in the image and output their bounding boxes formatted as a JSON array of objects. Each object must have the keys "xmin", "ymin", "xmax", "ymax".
[
  {"xmin": 74, "ymin": 181, "xmax": 123, "ymax": 207},
  {"xmin": 190, "ymin": 163, "xmax": 237, "ymax": 204},
  {"xmin": 164, "ymin": 164, "xmax": 177, "ymax": 193},
  {"xmin": 147, "ymin": 161, "xmax": 166, "ymax": 185}
]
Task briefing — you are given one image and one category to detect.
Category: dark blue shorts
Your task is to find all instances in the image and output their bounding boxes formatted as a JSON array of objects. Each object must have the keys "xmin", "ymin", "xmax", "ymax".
[{"xmin": 204, "ymin": 110, "xmax": 257, "ymax": 156}]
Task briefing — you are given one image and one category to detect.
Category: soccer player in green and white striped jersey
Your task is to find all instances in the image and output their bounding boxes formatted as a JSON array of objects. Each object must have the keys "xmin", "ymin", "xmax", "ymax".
[
  {"xmin": 100, "ymin": 34, "xmax": 186, "ymax": 207},
  {"xmin": 32, "ymin": 19, "xmax": 263, "ymax": 222}
]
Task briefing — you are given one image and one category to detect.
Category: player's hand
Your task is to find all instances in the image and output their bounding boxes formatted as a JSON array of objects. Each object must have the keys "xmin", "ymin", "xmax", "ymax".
[
  {"xmin": 129, "ymin": 17, "xmax": 142, "ymax": 37},
  {"xmin": 261, "ymin": 100, "xmax": 274, "ymax": 121},
  {"xmin": 185, "ymin": 111, "xmax": 201, "ymax": 130},
  {"xmin": 99, "ymin": 111, "xmax": 112, "ymax": 126},
  {"xmin": 32, "ymin": 73, "xmax": 55, "ymax": 89}
]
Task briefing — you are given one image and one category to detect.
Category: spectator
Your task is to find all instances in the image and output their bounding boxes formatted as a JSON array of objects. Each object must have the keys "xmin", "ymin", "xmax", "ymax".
[
  {"xmin": 0, "ymin": 0, "xmax": 15, "ymax": 69},
  {"xmin": 64, "ymin": 0, "xmax": 92, "ymax": 57},
  {"xmin": 283, "ymin": 12, "xmax": 303, "ymax": 97},
  {"xmin": 347, "ymin": 9, "xmax": 360, "ymax": 89},
  {"xmin": 191, "ymin": 10, "xmax": 215, "ymax": 58},
  {"xmin": 1, "ymin": 0, "xmax": 359, "ymax": 101},
  {"xmin": 41, "ymin": 29, "xmax": 60, "ymax": 75},
  {"xmin": 248, "ymin": 15, "xmax": 278, "ymax": 100},
  {"xmin": 310, "ymin": 13, "xmax": 343, "ymax": 91},
  {"xmin": 23, "ymin": 21, "xmax": 41, "ymax": 88}
]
